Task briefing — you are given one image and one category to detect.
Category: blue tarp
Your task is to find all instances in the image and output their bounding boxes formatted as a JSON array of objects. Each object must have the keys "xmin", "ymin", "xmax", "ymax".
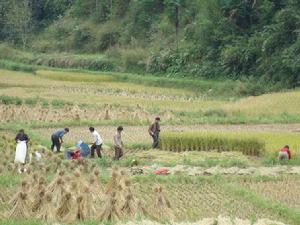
[{"xmin": 65, "ymin": 140, "xmax": 91, "ymax": 159}]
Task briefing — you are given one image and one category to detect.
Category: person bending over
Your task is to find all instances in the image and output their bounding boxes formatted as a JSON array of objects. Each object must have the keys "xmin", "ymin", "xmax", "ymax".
[
  {"xmin": 278, "ymin": 145, "xmax": 291, "ymax": 161},
  {"xmin": 51, "ymin": 128, "xmax": 69, "ymax": 152}
]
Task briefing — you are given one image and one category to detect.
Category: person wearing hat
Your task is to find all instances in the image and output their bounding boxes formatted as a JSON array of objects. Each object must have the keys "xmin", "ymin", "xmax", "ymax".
[
  {"xmin": 148, "ymin": 117, "xmax": 161, "ymax": 148},
  {"xmin": 113, "ymin": 126, "xmax": 124, "ymax": 160},
  {"xmin": 51, "ymin": 128, "xmax": 69, "ymax": 152}
]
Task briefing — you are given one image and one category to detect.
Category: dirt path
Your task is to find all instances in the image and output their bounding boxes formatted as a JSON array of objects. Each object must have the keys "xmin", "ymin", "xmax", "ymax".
[{"xmin": 130, "ymin": 165, "xmax": 300, "ymax": 177}]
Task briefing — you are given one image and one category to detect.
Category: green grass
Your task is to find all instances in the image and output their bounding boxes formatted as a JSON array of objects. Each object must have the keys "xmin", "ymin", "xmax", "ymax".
[{"xmin": 0, "ymin": 219, "xmax": 43, "ymax": 225}]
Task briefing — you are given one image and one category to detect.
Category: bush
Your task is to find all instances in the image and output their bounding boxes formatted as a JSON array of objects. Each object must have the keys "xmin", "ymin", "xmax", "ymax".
[
  {"xmin": 203, "ymin": 109, "xmax": 228, "ymax": 118},
  {"xmin": 51, "ymin": 99, "xmax": 72, "ymax": 108},
  {"xmin": 98, "ymin": 32, "xmax": 120, "ymax": 51},
  {"xmin": 160, "ymin": 131, "xmax": 265, "ymax": 156},
  {"xmin": 0, "ymin": 95, "xmax": 23, "ymax": 105},
  {"xmin": 120, "ymin": 48, "xmax": 148, "ymax": 72}
]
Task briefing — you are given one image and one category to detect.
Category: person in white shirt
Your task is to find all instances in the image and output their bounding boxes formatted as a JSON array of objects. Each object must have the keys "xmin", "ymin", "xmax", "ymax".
[
  {"xmin": 113, "ymin": 126, "xmax": 124, "ymax": 160},
  {"xmin": 89, "ymin": 127, "xmax": 103, "ymax": 158}
]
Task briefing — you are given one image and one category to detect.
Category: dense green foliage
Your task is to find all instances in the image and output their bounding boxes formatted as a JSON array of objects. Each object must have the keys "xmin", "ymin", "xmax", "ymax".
[{"xmin": 1, "ymin": 0, "xmax": 300, "ymax": 88}]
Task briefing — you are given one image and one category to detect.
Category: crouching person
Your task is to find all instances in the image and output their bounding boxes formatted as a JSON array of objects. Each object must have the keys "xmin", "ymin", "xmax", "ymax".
[
  {"xmin": 278, "ymin": 145, "xmax": 291, "ymax": 161},
  {"xmin": 113, "ymin": 126, "xmax": 124, "ymax": 160}
]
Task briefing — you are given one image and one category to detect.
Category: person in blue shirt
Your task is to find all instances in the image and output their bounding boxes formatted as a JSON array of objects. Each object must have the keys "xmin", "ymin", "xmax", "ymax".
[{"xmin": 51, "ymin": 128, "xmax": 69, "ymax": 152}]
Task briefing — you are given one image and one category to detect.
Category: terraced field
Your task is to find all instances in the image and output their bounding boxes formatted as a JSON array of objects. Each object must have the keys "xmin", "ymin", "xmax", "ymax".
[{"xmin": 1, "ymin": 68, "xmax": 300, "ymax": 225}]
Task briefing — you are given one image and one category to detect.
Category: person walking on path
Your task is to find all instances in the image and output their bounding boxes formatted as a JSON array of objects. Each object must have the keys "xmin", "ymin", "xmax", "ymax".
[
  {"xmin": 51, "ymin": 128, "xmax": 69, "ymax": 152},
  {"xmin": 113, "ymin": 126, "xmax": 124, "ymax": 160},
  {"xmin": 89, "ymin": 127, "xmax": 103, "ymax": 158},
  {"xmin": 148, "ymin": 117, "xmax": 161, "ymax": 148}
]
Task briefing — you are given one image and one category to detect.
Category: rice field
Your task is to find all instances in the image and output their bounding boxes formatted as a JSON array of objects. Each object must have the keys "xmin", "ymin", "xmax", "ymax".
[
  {"xmin": 33, "ymin": 125, "xmax": 300, "ymax": 155},
  {"xmin": 1, "ymin": 68, "xmax": 300, "ymax": 225},
  {"xmin": 0, "ymin": 134, "xmax": 298, "ymax": 225},
  {"xmin": 242, "ymin": 177, "xmax": 300, "ymax": 210},
  {"xmin": 1, "ymin": 69, "xmax": 300, "ymax": 125}
]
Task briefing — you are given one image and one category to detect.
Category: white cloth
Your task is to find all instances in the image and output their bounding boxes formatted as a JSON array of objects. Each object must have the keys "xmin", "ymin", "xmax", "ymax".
[
  {"xmin": 34, "ymin": 152, "xmax": 42, "ymax": 161},
  {"xmin": 92, "ymin": 130, "xmax": 103, "ymax": 145},
  {"xmin": 15, "ymin": 141, "xmax": 27, "ymax": 164}
]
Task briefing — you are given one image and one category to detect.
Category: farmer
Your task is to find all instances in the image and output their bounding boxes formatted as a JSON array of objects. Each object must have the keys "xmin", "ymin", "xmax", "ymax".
[
  {"xmin": 113, "ymin": 126, "xmax": 124, "ymax": 160},
  {"xmin": 15, "ymin": 129, "xmax": 30, "ymax": 145},
  {"xmin": 89, "ymin": 127, "xmax": 103, "ymax": 158},
  {"xmin": 14, "ymin": 129, "xmax": 30, "ymax": 165},
  {"xmin": 51, "ymin": 128, "xmax": 69, "ymax": 152},
  {"xmin": 278, "ymin": 145, "xmax": 292, "ymax": 160},
  {"xmin": 148, "ymin": 117, "xmax": 161, "ymax": 148}
]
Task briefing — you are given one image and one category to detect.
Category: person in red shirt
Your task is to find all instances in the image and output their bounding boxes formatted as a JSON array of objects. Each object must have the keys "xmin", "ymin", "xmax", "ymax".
[{"xmin": 278, "ymin": 145, "xmax": 291, "ymax": 160}]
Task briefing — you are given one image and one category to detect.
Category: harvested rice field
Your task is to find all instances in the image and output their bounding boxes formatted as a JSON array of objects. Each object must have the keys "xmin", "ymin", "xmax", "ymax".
[
  {"xmin": 33, "ymin": 125, "xmax": 300, "ymax": 155},
  {"xmin": 0, "ymin": 134, "xmax": 298, "ymax": 224},
  {"xmin": 242, "ymin": 177, "xmax": 300, "ymax": 210},
  {"xmin": 1, "ymin": 68, "xmax": 300, "ymax": 225}
]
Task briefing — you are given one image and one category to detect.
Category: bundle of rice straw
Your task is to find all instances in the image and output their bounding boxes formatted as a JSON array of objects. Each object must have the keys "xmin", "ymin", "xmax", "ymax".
[
  {"xmin": 29, "ymin": 176, "xmax": 46, "ymax": 198},
  {"xmin": 120, "ymin": 179, "xmax": 148, "ymax": 219},
  {"xmin": 38, "ymin": 192, "xmax": 56, "ymax": 222},
  {"xmin": 68, "ymin": 180, "xmax": 80, "ymax": 196},
  {"xmin": 0, "ymin": 187, "xmax": 9, "ymax": 204},
  {"xmin": 9, "ymin": 180, "xmax": 28, "ymax": 205},
  {"xmin": 46, "ymin": 177, "xmax": 66, "ymax": 207},
  {"xmin": 7, "ymin": 192, "xmax": 31, "ymax": 218},
  {"xmin": 106, "ymin": 168, "xmax": 120, "ymax": 194},
  {"xmin": 56, "ymin": 192, "xmax": 73, "ymax": 220},
  {"xmin": 81, "ymin": 186, "xmax": 97, "ymax": 220},
  {"xmin": 120, "ymin": 193, "xmax": 137, "ymax": 218},
  {"xmin": 88, "ymin": 175, "xmax": 104, "ymax": 202},
  {"xmin": 152, "ymin": 186, "xmax": 173, "ymax": 219},
  {"xmin": 99, "ymin": 192, "xmax": 122, "ymax": 221},
  {"xmin": 31, "ymin": 188, "xmax": 45, "ymax": 213},
  {"xmin": 72, "ymin": 169, "xmax": 89, "ymax": 191},
  {"xmin": 64, "ymin": 187, "xmax": 97, "ymax": 222}
]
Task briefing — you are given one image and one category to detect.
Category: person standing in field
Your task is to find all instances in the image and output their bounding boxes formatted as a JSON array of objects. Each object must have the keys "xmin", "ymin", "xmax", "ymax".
[
  {"xmin": 15, "ymin": 129, "xmax": 30, "ymax": 145},
  {"xmin": 15, "ymin": 129, "xmax": 30, "ymax": 166},
  {"xmin": 148, "ymin": 117, "xmax": 161, "ymax": 148},
  {"xmin": 113, "ymin": 126, "xmax": 124, "ymax": 160},
  {"xmin": 51, "ymin": 128, "xmax": 69, "ymax": 152},
  {"xmin": 89, "ymin": 127, "xmax": 103, "ymax": 158}
]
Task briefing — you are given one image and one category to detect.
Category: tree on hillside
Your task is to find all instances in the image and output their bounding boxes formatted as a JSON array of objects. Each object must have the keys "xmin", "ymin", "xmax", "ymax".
[
  {"xmin": 165, "ymin": 0, "xmax": 189, "ymax": 50},
  {"xmin": 6, "ymin": 0, "xmax": 33, "ymax": 48}
]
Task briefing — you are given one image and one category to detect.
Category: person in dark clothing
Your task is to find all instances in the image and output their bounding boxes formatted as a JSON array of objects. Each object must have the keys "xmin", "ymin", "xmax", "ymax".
[
  {"xmin": 15, "ymin": 129, "xmax": 30, "ymax": 143},
  {"xmin": 15, "ymin": 129, "xmax": 30, "ymax": 166},
  {"xmin": 51, "ymin": 128, "xmax": 69, "ymax": 152},
  {"xmin": 148, "ymin": 117, "xmax": 161, "ymax": 148}
]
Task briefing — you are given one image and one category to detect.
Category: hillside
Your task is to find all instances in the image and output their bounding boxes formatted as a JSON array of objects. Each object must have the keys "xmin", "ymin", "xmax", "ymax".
[{"xmin": 0, "ymin": 0, "xmax": 300, "ymax": 91}]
